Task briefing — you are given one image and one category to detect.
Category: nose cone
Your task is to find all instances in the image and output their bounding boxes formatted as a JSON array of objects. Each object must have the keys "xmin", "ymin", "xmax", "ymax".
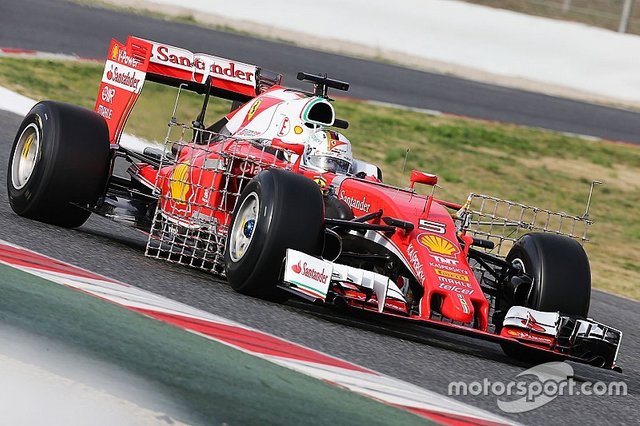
[{"xmin": 440, "ymin": 293, "xmax": 475, "ymax": 324}]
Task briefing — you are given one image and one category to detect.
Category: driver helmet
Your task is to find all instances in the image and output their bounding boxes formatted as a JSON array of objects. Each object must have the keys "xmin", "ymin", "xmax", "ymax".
[{"xmin": 303, "ymin": 129, "xmax": 353, "ymax": 174}]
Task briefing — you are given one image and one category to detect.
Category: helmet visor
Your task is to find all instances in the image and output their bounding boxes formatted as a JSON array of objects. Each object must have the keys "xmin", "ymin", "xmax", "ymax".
[{"xmin": 308, "ymin": 155, "xmax": 351, "ymax": 174}]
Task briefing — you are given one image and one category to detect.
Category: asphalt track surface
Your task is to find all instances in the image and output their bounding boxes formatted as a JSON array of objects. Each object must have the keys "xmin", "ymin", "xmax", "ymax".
[
  {"xmin": 2, "ymin": 0, "xmax": 640, "ymax": 144},
  {"xmin": 1, "ymin": 110, "xmax": 638, "ymax": 424}
]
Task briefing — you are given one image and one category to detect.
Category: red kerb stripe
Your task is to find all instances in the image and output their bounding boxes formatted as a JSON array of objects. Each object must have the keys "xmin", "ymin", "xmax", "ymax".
[{"xmin": 131, "ymin": 307, "xmax": 373, "ymax": 374}]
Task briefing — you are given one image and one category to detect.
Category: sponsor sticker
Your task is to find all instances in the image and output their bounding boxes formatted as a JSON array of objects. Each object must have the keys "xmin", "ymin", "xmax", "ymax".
[
  {"xmin": 151, "ymin": 44, "xmax": 256, "ymax": 85},
  {"xmin": 438, "ymin": 276, "xmax": 473, "ymax": 288},
  {"xmin": 284, "ymin": 249, "xmax": 332, "ymax": 300},
  {"xmin": 418, "ymin": 234, "xmax": 459, "ymax": 257},
  {"xmin": 169, "ymin": 163, "xmax": 190, "ymax": 203},
  {"xmin": 110, "ymin": 44, "xmax": 141, "ymax": 68},
  {"xmin": 418, "ymin": 219, "xmax": 446, "ymax": 234},
  {"xmin": 96, "ymin": 104, "xmax": 113, "ymax": 120},
  {"xmin": 407, "ymin": 243, "xmax": 426, "ymax": 284},
  {"xmin": 205, "ymin": 57, "xmax": 254, "ymax": 83},
  {"xmin": 435, "ymin": 268, "xmax": 469, "ymax": 282},
  {"xmin": 239, "ymin": 161, "xmax": 262, "ymax": 175},
  {"xmin": 237, "ymin": 129, "xmax": 260, "ymax": 137},
  {"xmin": 429, "ymin": 262, "xmax": 468, "ymax": 275},
  {"xmin": 101, "ymin": 85, "xmax": 115, "ymax": 104},
  {"xmin": 339, "ymin": 191, "xmax": 371, "ymax": 213},
  {"xmin": 152, "ymin": 44, "xmax": 200, "ymax": 72},
  {"xmin": 437, "ymin": 276, "xmax": 472, "ymax": 288},
  {"xmin": 277, "ymin": 117, "xmax": 290, "ymax": 136},
  {"xmin": 110, "ymin": 44, "xmax": 119, "ymax": 61},
  {"xmin": 431, "ymin": 255, "xmax": 459, "ymax": 265},
  {"xmin": 102, "ymin": 60, "xmax": 144, "ymax": 93},
  {"xmin": 505, "ymin": 328, "xmax": 554, "ymax": 344},
  {"xmin": 458, "ymin": 294, "xmax": 471, "ymax": 314},
  {"xmin": 438, "ymin": 283, "xmax": 473, "ymax": 295}
]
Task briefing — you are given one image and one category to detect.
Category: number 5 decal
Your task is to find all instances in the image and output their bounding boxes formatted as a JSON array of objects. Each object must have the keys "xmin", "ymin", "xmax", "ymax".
[{"xmin": 418, "ymin": 219, "xmax": 446, "ymax": 234}]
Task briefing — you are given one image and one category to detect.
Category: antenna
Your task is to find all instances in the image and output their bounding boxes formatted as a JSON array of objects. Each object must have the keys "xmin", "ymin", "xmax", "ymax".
[
  {"xmin": 170, "ymin": 83, "xmax": 188, "ymax": 125},
  {"xmin": 582, "ymin": 180, "xmax": 603, "ymax": 219},
  {"xmin": 399, "ymin": 148, "xmax": 410, "ymax": 200},
  {"xmin": 401, "ymin": 148, "xmax": 410, "ymax": 174}
]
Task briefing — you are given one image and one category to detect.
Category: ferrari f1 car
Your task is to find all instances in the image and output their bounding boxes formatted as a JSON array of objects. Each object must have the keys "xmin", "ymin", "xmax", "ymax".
[{"xmin": 7, "ymin": 36, "xmax": 622, "ymax": 370}]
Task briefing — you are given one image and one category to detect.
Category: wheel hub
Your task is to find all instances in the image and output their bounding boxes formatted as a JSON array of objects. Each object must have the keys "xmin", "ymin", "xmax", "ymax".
[
  {"xmin": 229, "ymin": 192, "xmax": 260, "ymax": 262},
  {"xmin": 11, "ymin": 123, "xmax": 41, "ymax": 190},
  {"xmin": 243, "ymin": 219, "xmax": 255, "ymax": 238}
]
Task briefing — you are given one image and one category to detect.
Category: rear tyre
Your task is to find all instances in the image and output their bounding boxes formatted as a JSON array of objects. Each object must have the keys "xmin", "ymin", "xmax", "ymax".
[
  {"xmin": 225, "ymin": 169, "xmax": 324, "ymax": 300},
  {"xmin": 7, "ymin": 101, "xmax": 111, "ymax": 228},
  {"xmin": 500, "ymin": 233, "xmax": 591, "ymax": 362}
]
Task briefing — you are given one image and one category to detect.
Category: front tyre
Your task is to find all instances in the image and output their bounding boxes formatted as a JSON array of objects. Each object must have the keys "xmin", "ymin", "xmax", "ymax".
[
  {"xmin": 500, "ymin": 233, "xmax": 591, "ymax": 362},
  {"xmin": 7, "ymin": 101, "xmax": 110, "ymax": 228},
  {"xmin": 507, "ymin": 233, "xmax": 591, "ymax": 316},
  {"xmin": 225, "ymin": 169, "xmax": 324, "ymax": 299}
]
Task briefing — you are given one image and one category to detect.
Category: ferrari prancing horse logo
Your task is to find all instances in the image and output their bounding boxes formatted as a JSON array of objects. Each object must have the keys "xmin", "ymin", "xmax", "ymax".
[{"xmin": 246, "ymin": 99, "xmax": 262, "ymax": 121}]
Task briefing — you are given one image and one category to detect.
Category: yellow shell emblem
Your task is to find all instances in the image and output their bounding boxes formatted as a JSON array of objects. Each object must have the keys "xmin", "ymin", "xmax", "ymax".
[
  {"xmin": 170, "ymin": 163, "xmax": 190, "ymax": 203},
  {"xmin": 111, "ymin": 45, "xmax": 119, "ymax": 60},
  {"xmin": 418, "ymin": 234, "xmax": 458, "ymax": 257}
]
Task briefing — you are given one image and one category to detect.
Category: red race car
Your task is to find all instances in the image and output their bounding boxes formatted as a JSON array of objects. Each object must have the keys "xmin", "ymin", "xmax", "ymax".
[{"xmin": 7, "ymin": 36, "xmax": 622, "ymax": 371}]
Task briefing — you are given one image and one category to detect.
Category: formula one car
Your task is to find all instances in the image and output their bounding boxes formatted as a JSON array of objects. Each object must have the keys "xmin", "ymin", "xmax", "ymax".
[{"xmin": 7, "ymin": 36, "xmax": 622, "ymax": 370}]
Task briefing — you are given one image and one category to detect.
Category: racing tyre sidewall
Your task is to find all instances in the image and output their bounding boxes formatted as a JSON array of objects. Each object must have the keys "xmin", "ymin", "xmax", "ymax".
[
  {"xmin": 500, "ymin": 232, "xmax": 591, "ymax": 363},
  {"xmin": 506, "ymin": 232, "xmax": 591, "ymax": 316},
  {"xmin": 225, "ymin": 169, "xmax": 324, "ymax": 300},
  {"xmin": 7, "ymin": 101, "xmax": 110, "ymax": 228}
]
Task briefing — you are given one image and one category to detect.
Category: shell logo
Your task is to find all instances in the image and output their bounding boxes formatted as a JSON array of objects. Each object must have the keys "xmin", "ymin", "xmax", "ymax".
[
  {"xmin": 170, "ymin": 163, "xmax": 190, "ymax": 203},
  {"xmin": 111, "ymin": 45, "xmax": 119, "ymax": 60},
  {"xmin": 418, "ymin": 234, "xmax": 458, "ymax": 257},
  {"xmin": 507, "ymin": 329, "xmax": 521, "ymax": 337}
]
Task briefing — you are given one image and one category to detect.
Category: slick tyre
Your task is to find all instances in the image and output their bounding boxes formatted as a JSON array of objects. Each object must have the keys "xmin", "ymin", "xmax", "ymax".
[
  {"xmin": 225, "ymin": 169, "xmax": 324, "ymax": 300},
  {"xmin": 501, "ymin": 233, "xmax": 591, "ymax": 362},
  {"xmin": 7, "ymin": 101, "xmax": 110, "ymax": 228}
]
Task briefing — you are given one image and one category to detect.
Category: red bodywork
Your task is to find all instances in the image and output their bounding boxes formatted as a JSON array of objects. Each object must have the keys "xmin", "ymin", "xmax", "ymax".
[{"xmin": 93, "ymin": 36, "xmax": 618, "ymax": 367}]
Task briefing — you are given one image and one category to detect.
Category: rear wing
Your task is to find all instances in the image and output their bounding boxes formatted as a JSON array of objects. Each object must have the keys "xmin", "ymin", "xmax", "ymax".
[{"xmin": 94, "ymin": 35, "xmax": 282, "ymax": 144}]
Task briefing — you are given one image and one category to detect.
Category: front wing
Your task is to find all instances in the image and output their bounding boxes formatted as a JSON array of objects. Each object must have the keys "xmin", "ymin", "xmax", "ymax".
[{"xmin": 280, "ymin": 249, "xmax": 623, "ymax": 371}]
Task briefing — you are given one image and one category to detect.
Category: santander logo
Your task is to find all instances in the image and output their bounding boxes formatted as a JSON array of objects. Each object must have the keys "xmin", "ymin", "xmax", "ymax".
[
  {"xmin": 291, "ymin": 261, "xmax": 328, "ymax": 284},
  {"xmin": 154, "ymin": 45, "xmax": 255, "ymax": 82},
  {"xmin": 106, "ymin": 65, "xmax": 140, "ymax": 90}
]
